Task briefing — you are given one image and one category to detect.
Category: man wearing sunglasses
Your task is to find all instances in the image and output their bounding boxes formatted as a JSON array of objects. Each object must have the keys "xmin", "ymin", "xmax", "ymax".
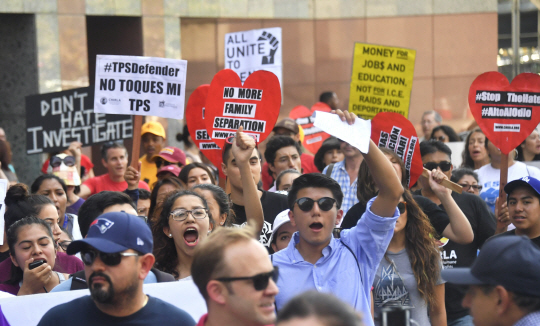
[
  {"xmin": 192, "ymin": 226, "xmax": 279, "ymax": 326},
  {"xmin": 271, "ymin": 110, "xmax": 403, "ymax": 326},
  {"xmin": 80, "ymin": 142, "xmax": 150, "ymax": 199},
  {"xmin": 38, "ymin": 212, "xmax": 195, "ymax": 326},
  {"xmin": 418, "ymin": 140, "xmax": 496, "ymax": 326}
]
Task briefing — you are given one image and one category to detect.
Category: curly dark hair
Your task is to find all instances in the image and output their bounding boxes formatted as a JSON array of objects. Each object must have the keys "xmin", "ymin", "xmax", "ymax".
[
  {"xmin": 152, "ymin": 190, "xmax": 212, "ymax": 279},
  {"xmin": 400, "ymin": 189, "xmax": 442, "ymax": 308}
]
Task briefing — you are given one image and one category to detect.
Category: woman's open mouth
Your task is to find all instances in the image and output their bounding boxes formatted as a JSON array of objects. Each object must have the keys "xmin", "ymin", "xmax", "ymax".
[{"xmin": 183, "ymin": 227, "xmax": 199, "ymax": 247}]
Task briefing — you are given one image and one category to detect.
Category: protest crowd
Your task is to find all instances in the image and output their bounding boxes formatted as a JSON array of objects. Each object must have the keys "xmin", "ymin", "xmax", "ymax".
[{"xmin": 0, "ymin": 87, "xmax": 539, "ymax": 326}]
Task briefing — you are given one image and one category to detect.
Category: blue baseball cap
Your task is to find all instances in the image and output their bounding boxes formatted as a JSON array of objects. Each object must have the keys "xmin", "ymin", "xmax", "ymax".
[
  {"xmin": 442, "ymin": 236, "xmax": 540, "ymax": 297},
  {"xmin": 504, "ymin": 176, "xmax": 540, "ymax": 197},
  {"xmin": 67, "ymin": 212, "xmax": 153, "ymax": 255}
]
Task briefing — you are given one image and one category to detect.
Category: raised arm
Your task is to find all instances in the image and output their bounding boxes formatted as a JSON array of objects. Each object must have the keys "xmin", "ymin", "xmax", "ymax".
[
  {"xmin": 231, "ymin": 127, "xmax": 264, "ymax": 236},
  {"xmin": 428, "ymin": 170, "xmax": 474, "ymax": 244}
]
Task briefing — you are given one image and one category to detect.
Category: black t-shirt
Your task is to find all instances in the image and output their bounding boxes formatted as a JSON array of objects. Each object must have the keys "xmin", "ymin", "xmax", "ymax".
[
  {"xmin": 232, "ymin": 190, "xmax": 289, "ymax": 247},
  {"xmin": 413, "ymin": 190, "xmax": 496, "ymax": 322},
  {"xmin": 493, "ymin": 229, "xmax": 540, "ymax": 247},
  {"xmin": 37, "ymin": 295, "xmax": 195, "ymax": 326},
  {"xmin": 341, "ymin": 195, "xmax": 450, "ymax": 236}
]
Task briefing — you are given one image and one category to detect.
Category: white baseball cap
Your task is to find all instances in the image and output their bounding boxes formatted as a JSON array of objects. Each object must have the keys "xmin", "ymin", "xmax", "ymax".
[{"xmin": 269, "ymin": 209, "xmax": 291, "ymax": 244}]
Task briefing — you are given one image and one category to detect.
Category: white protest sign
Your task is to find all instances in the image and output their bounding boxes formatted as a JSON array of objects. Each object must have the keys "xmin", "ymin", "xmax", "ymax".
[
  {"xmin": 94, "ymin": 55, "xmax": 187, "ymax": 119},
  {"xmin": 313, "ymin": 111, "xmax": 371, "ymax": 154},
  {"xmin": 0, "ymin": 180, "xmax": 6, "ymax": 245},
  {"xmin": 225, "ymin": 27, "xmax": 282, "ymax": 88},
  {"xmin": 0, "ymin": 281, "xmax": 206, "ymax": 325}
]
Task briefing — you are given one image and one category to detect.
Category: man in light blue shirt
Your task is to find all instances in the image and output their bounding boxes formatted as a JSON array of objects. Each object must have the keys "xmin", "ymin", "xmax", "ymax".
[{"xmin": 272, "ymin": 110, "xmax": 403, "ymax": 326}]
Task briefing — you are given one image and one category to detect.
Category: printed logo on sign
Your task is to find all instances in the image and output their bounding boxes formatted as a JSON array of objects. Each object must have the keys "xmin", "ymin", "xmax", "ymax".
[
  {"xmin": 108, "ymin": 98, "xmax": 121, "ymax": 105},
  {"xmin": 158, "ymin": 101, "xmax": 178, "ymax": 109},
  {"xmin": 494, "ymin": 123, "xmax": 520, "ymax": 132},
  {"xmin": 159, "ymin": 101, "xmax": 165, "ymax": 107},
  {"xmin": 100, "ymin": 97, "xmax": 107, "ymax": 105},
  {"xmin": 257, "ymin": 31, "xmax": 279, "ymax": 65},
  {"xmin": 90, "ymin": 218, "xmax": 114, "ymax": 234}
]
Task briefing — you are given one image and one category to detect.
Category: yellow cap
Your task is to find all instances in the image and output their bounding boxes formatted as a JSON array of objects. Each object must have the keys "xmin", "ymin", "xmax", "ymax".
[{"xmin": 141, "ymin": 121, "xmax": 166, "ymax": 139}]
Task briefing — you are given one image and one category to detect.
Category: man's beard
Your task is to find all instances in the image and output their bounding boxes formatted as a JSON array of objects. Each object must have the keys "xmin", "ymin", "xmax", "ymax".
[
  {"xmin": 88, "ymin": 271, "xmax": 140, "ymax": 305},
  {"xmin": 89, "ymin": 272, "xmax": 115, "ymax": 304}
]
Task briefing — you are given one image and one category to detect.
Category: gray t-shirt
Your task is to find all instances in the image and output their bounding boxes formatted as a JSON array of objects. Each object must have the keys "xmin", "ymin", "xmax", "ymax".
[{"xmin": 373, "ymin": 249, "xmax": 444, "ymax": 326}]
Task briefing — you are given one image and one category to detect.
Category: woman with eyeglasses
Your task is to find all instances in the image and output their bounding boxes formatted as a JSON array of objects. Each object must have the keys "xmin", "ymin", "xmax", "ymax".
[
  {"xmin": 460, "ymin": 128, "xmax": 490, "ymax": 170},
  {"xmin": 476, "ymin": 136, "xmax": 540, "ymax": 213},
  {"xmin": 31, "ymin": 174, "xmax": 83, "ymax": 240},
  {"xmin": 430, "ymin": 125, "xmax": 460, "ymax": 143},
  {"xmin": 451, "ymin": 168, "xmax": 482, "ymax": 196},
  {"xmin": 372, "ymin": 190, "xmax": 445, "ymax": 326},
  {"xmin": 152, "ymin": 190, "xmax": 213, "ymax": 280},
  {"xmin": 0, "ymin": 217, "xmax": 70, "ymax": 296}
]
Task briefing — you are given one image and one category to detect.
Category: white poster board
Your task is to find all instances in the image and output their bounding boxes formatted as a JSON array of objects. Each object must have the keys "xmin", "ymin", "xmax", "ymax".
[
  {"xmin": 94, "ymin": 55, "xmax": 187, "ymax": 119},
  {"xmin": 0, "ymin": 281, "xmax": 206, "ymax": 325},
  {"xmin": 0, "ymin": 180, "xmax": 6, "ymax": 245},
  {"xmin": 224, "ymin": 27, "xmax": 282, "ymax": 88}
]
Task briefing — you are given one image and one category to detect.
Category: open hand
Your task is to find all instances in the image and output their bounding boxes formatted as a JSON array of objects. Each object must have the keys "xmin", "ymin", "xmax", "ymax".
[{"xmin": 331, "ymin": 109, "xmax": 356, "ymax": 125}]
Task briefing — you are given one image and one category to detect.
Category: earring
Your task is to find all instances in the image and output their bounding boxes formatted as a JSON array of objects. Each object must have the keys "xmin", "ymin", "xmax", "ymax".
[
  {"xmin": 169, "ymin": 234, "xmax": 172, "ymax": 238},
  {"xmin": 220, "ymin": 222, "xmax": 224, "ymax": 225},
  {"xmin": 207, "ymin": 230, "xmax": 211, "ymax": 235}
]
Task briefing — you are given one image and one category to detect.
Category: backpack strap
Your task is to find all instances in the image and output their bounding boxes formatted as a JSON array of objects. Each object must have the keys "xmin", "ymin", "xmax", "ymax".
[
  {"xmin": 341, "ymin": 241, "xmax": 363, "ymax": 285},
  {"xmin": 325, "ymin": 163, "xmax": 335, "ymax": 177}
]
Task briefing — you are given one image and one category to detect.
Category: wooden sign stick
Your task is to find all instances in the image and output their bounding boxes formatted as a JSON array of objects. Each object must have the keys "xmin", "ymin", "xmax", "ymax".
[
  {"xmin": 421, "ymin": 168, "xmax": 463, "ymax": 194},
  {"xmin": 130, "ymin": 115, "xmax": 143, "ymax": 168},
  {"xmin": 498, "ymin": 153, "xmax": 509, "ymax": 206}
]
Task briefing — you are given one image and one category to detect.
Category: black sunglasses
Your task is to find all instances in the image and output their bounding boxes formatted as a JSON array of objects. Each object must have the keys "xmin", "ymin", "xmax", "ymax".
[
  {"xmin": 295, "ymin": 197, "xmax": 336, "ymax": 212},
  {"xmin": 216, "ymin": 266, "xmax": 279, "ymax": 291},
  {"xmin": 397, "ymin": 201, "xmax": 407, "ymax": 214},
  {"xmin": 81, "ymin": 249, "xmax": 140, "ymax": 267},
  {"xmin": 459, "ymin": 184, "xmax": 483, "ymax": 191},
  {"xmin": 423, "ymin": 161, "xmax": 452, "ymax": 172},
  {"xmin": 50, "ymin": 155, "xmax": 76, "ymax": 168}
]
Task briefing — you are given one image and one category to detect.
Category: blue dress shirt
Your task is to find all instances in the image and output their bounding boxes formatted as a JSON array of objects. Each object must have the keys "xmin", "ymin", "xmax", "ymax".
[{"xmin": 272, "ymin": 197, "xmax": 398, "ymax": 326}]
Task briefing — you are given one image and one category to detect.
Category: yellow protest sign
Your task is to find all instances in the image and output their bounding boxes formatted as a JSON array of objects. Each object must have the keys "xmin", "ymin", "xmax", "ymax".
[{"xmin": 348, "ymin": 43, "xmax": 416, "ymax": 119}]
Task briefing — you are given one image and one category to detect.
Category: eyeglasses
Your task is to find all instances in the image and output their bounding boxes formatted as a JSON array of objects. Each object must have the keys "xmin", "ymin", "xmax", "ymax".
[
  {"xmin": 50, "ymin": 156, "xmax": 76, "ymax": 168},
  {"xmin": 431, "ymin": 136, "xmax": 447, "ymax": 142},
  {"xmin": 295, "ymin": 197, "xmax": 336, "ymax": 212},
  {"xmin": 80, "ymin": 249, "xmax": 140, "ymax": 266},
  {"xmin": 155, "ymin": 158, "xmax": 174, "ymax": 169},
  {"xmin": 423, "ymin": 161, "xmax": 452, "ymax": 172},
  {"xmin": 170, "ymin": 208, "xmax": 208, "ymax": 222},
  {"xmin": 58, "ymin": 240, "xmax": 72, "ymax": 251},
  {"xmin": 216, "ymin": 267, "xmax": 279, "ymax": 291},
  {"xmin": 459, "ymin": 184, "xmax": 483, "ymax": 191},
  {"xmin": 397, "ymin": 201, "xmax": 407, "ymax": 214}
]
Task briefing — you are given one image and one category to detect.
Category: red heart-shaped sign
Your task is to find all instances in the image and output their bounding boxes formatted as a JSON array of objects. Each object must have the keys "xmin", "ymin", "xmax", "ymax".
[
  {"xmin": 371, "ymin": 112, "xmax": 423, "ymax": 188},
  {"xmin": 289, "ymin": 103, "xmax": 331, "ymax": 154},
  {"xmin": 468, "ymin": 72, "xmax": 540, "ymax": 155},
  {"xmin": 185, "ymin": 84, "xmax": 224, "ymax": 177},
  {"xmin": 205, "ymin": 69, "xmax": 281, "ymax": 150}
]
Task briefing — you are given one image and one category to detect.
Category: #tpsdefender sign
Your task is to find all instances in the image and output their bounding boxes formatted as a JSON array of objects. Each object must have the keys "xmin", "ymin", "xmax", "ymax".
[
  {"xmin": 224, "ymin": 27, "xmax": 282, "ymax": 88},
  {"xmin": 26, "ymin": 87, "xmax": 132, "ymax": 154},
  {"xmin": 349, "ymin": 43, "xmax": 416, "ymax": 120},
  {"xmin": 94, "ymin": 55, "xmax": 187, "ymax": 119}
]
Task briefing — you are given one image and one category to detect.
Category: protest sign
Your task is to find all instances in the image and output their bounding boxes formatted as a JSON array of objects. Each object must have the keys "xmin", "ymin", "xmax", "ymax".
[
  {"xmin": 468, "ymin": 72, "xmax": 540, "ymax": 155},
  {"xmin": 289, "ymin": 103, "xmax": 332, "ymax": 154},
  {"xmin": 205, "ymin": 69, "xmax": 281, "ymax": 150},
  {"xmin": 0, "ymin": 180, "xmax": 6, "ymax": 245},
  {"xmin": 0, "ymin": 281, "xmax": 206, "ymax": 325},
  {"xmin": 224, "ymin": 27, "xmax": 282, "ymax": 89},
  {"xmin": 371, "ymin": 112, "xmax": 423, "ymax": 188},
  {"xmin": 349, "ymin": 43, "xmax": 416, "ymax": 120},
  {"xmin": 26, "ymin": 87, "xmax": 132, "ymax": 154},
  {"xmin": 313, "ymin": 111, "xmax": 371, "ymax": 154},
  {"xmin": 185, "ymin": 85, "xmax": 224, "ymax": 178},
  {"xmin": 94, "ymin": 55, "xmax": 187, "ymax": 120}
]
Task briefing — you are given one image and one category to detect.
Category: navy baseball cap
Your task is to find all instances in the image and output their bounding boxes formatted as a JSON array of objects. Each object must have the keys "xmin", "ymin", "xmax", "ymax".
[
  {"xmin": 504, "ymin": 176, "xmax": 540, "ymax": 197},
  {"xmin": 67, "ymin": 211, "xmax": 153, "ymax": 255},
  {"xmin": 442, "ymin": 236, "xmax": 540, "ymax": 297}
]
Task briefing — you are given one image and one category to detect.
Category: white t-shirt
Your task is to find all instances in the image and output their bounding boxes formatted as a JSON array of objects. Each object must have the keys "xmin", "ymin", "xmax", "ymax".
[{"xmin": 476, "ymin": 161, "xmax": 540, "ymax": 213}]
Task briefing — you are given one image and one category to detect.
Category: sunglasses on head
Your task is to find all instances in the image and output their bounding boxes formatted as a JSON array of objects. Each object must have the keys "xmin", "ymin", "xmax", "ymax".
[
  {"xmin": 50, "ymin": 155, "xmax": 76, "ymax": 168},
  {"xmin": 155, "ymin": 158, "xmax": 174, "ymax": 169},
  {"xmin": 295, "ymin": 197, "xmax": 336, "ymax": 212},
  {"xmin": 431, "ymin": 136, "xmax": 447, "ymax": 142},
  {"xmin": 460, "ymin": 184, "xmax": 483, "ymax": 191},
  {"xmin": 397, "ymin": 201, "xmax": 407, "ymax": 214},
  {"xmin": 216, "ymin": 266, "xmax": 279, "ymax": 291},
  {"xmin": 423, "ymin": 161, "xmax": 452, "ymax": 172},
  {"xmin": 80, "ymin": 249, "xmax": 141, "ymax": 267}
]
